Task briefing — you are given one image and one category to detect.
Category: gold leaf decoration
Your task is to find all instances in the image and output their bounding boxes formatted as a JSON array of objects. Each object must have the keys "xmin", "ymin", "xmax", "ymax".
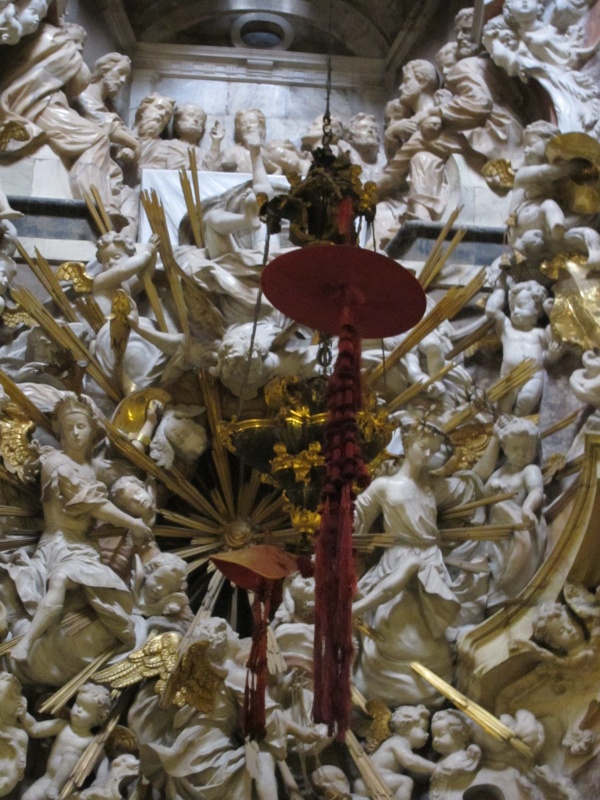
[
  {"xmin": 55, "ymin": 262, "xmax": 94, "ymax": 294},
  {"xmin": 95, "ymin": 632, "xmax": 182, "ymax": 695},
  {"xmin": 171, "ymin": 640, "xmax": 226, "ymax": 713},
  {"xmin": 481, "ymin": 158, "xmax": 515, "ymax": 192}
]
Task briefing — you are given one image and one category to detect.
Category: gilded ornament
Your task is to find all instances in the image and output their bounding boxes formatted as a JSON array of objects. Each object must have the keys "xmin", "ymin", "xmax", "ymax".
[
  {"xmin": 171, "ymin": 640, "xmax": 226, "ymax": 713},
  {"xmin": 362, "ymin": 698, "xmax": 393, "ymax": 754},
  {"xmin": 282, "ymin": 501, "xmax": 321, "ymax": 534},
  {"xmin": 2, "ymin": 303, "xmax": 36, "ymax": 329},
  {"xmin": 0, "ymin": 119, "xmax": 29, "ymax": 151},
  {"xmin": 481, "ymin": 158, "xmax": 515, "ymax": 192},
  {"xmin": 0, "ymin": 403, "xmax": 36, "ymax": 481},
  {"xmin": 270, "ymin": 441, "xmax": 324, "ymax": 483},
  {"xmin": 95, "ymin": 631, "xmax": 182, "ymax": 695},
  {"xmin": 55, "ymin": 262, "xmax": 94, "ymax": 294},
  {"xmin": 545, "ymin": 132, "xmax": 600, "ymax": 215},
  {"xmin": 112, "ymin": 388, "xmax": 172, "ymax": 439}
]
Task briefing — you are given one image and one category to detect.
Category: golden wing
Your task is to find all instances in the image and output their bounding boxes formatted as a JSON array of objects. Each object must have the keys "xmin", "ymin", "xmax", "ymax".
[
  {"xmin": 2, "ymin": 303, "xmax": 36, "ymax": 329},
  {"xmin": 182, "ymin": 279, "xmax": 225, "ymax": 338},
  {"xmin": 481, "ymin": 158, "xmax": 515, "ymax": 192},
  {"xmin": 95, "ymin": 631, "xmax": 182, "ymax": 690},
  {"xmin": 0, "ymin": 406, "xmax": 36, "ymax": 481},
  {"xmin": 0, "ymin": 120, "xmax": 29, "ymax": 151},
  {"xmin": 56, "ymin": 262, "xmax": 94, "ymax": 294},
  {"xmin": 171, "ymin": 640, "xmax": 226, "ymax": 713},
  {"xmin": 105, "ymin": 724, "xmax": 139, "ymax": 759},
  {"xmin": 434, "ymin": 422, "xmax": 493, "ymax": 477},
  {"xmin": 362, "ymin": 698, "xmax": 393, "ymax": 754}
]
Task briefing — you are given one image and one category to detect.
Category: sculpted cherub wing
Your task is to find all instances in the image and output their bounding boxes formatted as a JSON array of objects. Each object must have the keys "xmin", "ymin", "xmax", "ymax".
[
  {"xmin": 481, "ymin": 158, "xmax": 515, "ymax": 193},
  {"xmin": 180, "ymin": 277, "xmax": 225, "ymax": 338},
  {"xmin": 0, "ymin": 406, "xmax": 36, "ymax": 481},
  {"xmin": 2, "ymin": 303, "xmax": 36, "ymax": 329},
  {"xmin": 433, "ymin": 422, "xmax": 493, "ymax": 477},
  {"xmin": 56, "ymin": 262, "xmax": 94, "ymax": 294},
  {"xmin": 170, "ymin": 639, "xmax": 226, "ymax": 713},
  {"xmin": 0, "ymin": 120, "xmax": 29, "ymax": 151},
  {"xmin": 95, "ymin": 631, "xmax": 182, "ymax": 692},
  {"xmin": 105, "ymin": 724, "xmax": 139, "ymax": 758},
  {"xmin": 357, "ymin": 698, "xmax": 393, "ymax": 754}
]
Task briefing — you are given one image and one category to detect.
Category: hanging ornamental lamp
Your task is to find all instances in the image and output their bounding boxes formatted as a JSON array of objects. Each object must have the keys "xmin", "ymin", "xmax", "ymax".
[{"xmin": 259, "ymin": 132, "xmax": 426, "ymax": 738}]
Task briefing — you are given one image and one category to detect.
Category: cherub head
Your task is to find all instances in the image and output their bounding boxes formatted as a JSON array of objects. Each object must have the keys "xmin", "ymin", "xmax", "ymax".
[
  {"xmin": 508, "ymin": 280, "xmax": 548, "ymax": 330},
  {"xmin": 496, "ymin": 416, "xmax": 539, "ymax": 469},
  {"xmin": 149, "ymin": 406, "xmax": 208, "ymax": 468},
  {"xmin": 522, "ymin": 120, "xmax": 560, "ymax": 165},
  {"xmin": 96, "ymin": 230, "xmax": 136, "ymax": 270},
  {"xmin": 532, "ymin": 601, "xmax": 586, "ymax": 653},
  {"xmin": 503, "ymin": 0, "xmax": 544, "ymax": 29},
  {"xmin": 311, "ymin": 765, "xmax": 351, "ymax": 796},
  {"xmin": 142, "ymin": 552, "xmax": 187, "ymax": 605},
  {"xmin": 70, "ymin": 683, "xmax": 111, "ymax": 730},
  {"xmin": 390, "ymin": 704, "xmax": 430, "ymax": 749},
  {"xmin": 110, "ymin": 475, "xmax": 155, "ymax": 522},
  {"xmin": 431, "ymin": 709, "xmax": 474, "ymax": 756}
]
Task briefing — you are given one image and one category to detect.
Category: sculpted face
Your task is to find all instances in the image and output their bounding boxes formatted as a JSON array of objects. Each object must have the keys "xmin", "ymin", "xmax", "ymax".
[
  {"xmin": 509, "ymin": 289, "xmax": 539, "ymax": 329},
  {"xmin": 522, "ymin": 129, "xmax": 547, "ymax": 165},
  {"xmin": 103, "ymin": 61, "xmax": 131, "ymax": 98},
  {"xmin": 506, "ymin": 0, "xmax": 540, "ymax": 24},
  {"xmin": 120, "ymin": 482, "xmax": 153, "ymax": 519},
  {"xmin": 175, "ymin": 104, "xmax": 207, "ymax": 143},
  {"xmin": 543, "ymin": 608, "xmax": 585, "ymax": 652},
  {"xmin": 406, "ymin": 431, "xmax": 443, "ymax": 469},
  {"xmin": 59, "ymin": 411, "xmax": 93, "ymax": 455},
  {"xmin": 399, "ymin": 65, "xmax": 422, "ymax": 106},
  {"xmin": 501, "ymin": 432, "xmax": 536, "ymax": 468},
  {"xmin": 137, "ymin": 96, "xmax": 174, "ymax": 139},
  {"xmin": 431, "ymin": 717, "xmax": 465, "ymax": 756},
  {"xmin": 70, "ymin": 691, "xmax": 104, "ymax": 729},
  {"xmin": 18, "ymin": 0, "xmax": 48, "ymax": 35},
  {"xmin": 237, "ymin": 110, "xmax": 265, "ymax": 145},
  {"xmin": 454, "ymin": 12, "xmax": 479, "ymax": 59},
  {"xmin": 98, "ymin": 241, "xmax": 127, "ymax": 270},
  {"xmin": 0, "ymin": 677, "xmax": 21, "ymax": 720},
  {"xmin": 145, "ymin": 565, "xmax": 182, "ymax": 602},
  {"xmin": 351, "ymin": 117, "xmax": 380, "ymax": 148}
]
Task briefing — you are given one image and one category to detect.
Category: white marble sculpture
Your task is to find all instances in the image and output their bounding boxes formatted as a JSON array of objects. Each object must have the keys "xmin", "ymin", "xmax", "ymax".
[
  {"xmin": 472, "ymin": 415, "xmax": 546, "ymax": 609},
  {"xmin": 354, "ymin": 705, "xmax": 435, "ymax": 800},
  {"xmin": 352, "ymin": 424, "xmax": 484, "ymax": 706},
  {"xmin": 507, "ymin": 120, "xmax": 600, "ymax": 266},
  {"xmin": 0, "ymin": 19, "xmax": 124, "ymax": 214},
  {"xmin": 1, "ymin": 393, "xmax": 151, "ymax": 671},
  {"xmin": 485, "ymin": 278, "xmax": 562, "ymax": 415},
  {"xmin": 483, "ymin": 0, "xmax": 600, "ymax": 137},
  {"xmin": 23, "ymin": 683, "xmax": 112, "ymax": 800}
]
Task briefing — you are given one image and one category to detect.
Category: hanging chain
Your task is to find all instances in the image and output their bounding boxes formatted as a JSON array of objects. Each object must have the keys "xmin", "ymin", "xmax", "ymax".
[
  {"xmin": 321, "ymin": 0, "xmax": 334, "ymax": 148},
  {"xmin": 317, "ymin": 332, "xmax": 333, "ymax": 376}
]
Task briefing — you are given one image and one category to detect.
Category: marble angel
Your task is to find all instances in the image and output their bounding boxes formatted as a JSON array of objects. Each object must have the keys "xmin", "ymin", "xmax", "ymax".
[
  {"xmin": 0, "ymin": 393, "xmax": 152, "ymax": 682},
  {"xmin": 352, "ymin": 423, "xmax": 487, "ymax": 707}
]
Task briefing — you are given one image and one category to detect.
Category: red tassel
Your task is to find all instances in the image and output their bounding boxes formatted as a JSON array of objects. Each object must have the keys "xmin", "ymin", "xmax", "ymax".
[
  {"xmin": 243, "ymin": 584, "xmax": 272, "ymax": 740},
  {"xmin": 337, "ymin": 196, "xmax": 355, "ymax": 244},
  {"xmin": 313, "ymin": 322, "xmax": 368, "ymax": 739}
]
